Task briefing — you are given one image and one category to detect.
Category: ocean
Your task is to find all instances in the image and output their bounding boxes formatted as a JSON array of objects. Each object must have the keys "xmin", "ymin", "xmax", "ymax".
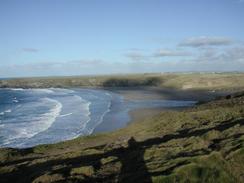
[{"xmin": 0, "ymin": 88, "xmax": 196, "ymax": 148}]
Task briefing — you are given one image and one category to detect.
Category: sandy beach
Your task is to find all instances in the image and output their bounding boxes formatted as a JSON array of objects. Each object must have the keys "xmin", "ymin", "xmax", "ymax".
[
  {"xmin": 108, "ymin": 87, "xmax": 227, "ymax": 101},
  {"xmin": 129, "ymin": 107, "xmax": 164, "ymax": 123},
  {"xmin": 111, "ymin": 87, "xmax": 227, "ymax": 117},
  {"xmin": 94, "ymin": 87, "xmax": 229, "ymax": 130}
]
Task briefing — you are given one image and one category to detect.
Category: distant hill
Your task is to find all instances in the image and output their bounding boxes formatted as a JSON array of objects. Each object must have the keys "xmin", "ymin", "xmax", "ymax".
[{"xmin": 1, "ymin": 73, "xmax": 244, "ymax": 91}]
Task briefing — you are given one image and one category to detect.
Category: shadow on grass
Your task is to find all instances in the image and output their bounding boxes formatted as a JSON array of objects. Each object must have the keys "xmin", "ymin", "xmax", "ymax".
[{"xmin": 0, "ymin": 118, "xmax": 243, "ymax": 183}]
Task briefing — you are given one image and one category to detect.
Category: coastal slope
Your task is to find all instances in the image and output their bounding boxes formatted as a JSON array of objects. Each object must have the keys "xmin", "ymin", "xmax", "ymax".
[{"xmin": 0, "ymin": 92, "xmax": 244, "ymax": 182}]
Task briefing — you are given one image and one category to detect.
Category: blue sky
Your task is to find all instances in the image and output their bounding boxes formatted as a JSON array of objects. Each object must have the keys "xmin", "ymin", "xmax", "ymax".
[{"xmin": 0, "ymin": 0, "xmax": 244, "ymax": 77}]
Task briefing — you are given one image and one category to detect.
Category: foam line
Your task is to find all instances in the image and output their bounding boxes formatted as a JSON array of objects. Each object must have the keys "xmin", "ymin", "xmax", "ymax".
[{"xmin": 0, "ymin": 97, "xmax": 62, "ymax": 146}]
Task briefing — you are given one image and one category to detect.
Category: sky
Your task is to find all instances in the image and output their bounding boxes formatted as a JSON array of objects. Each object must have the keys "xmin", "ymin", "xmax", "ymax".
[{"xmin": 0, "ymin": 0, "xmax": 244, "ymax": 78}]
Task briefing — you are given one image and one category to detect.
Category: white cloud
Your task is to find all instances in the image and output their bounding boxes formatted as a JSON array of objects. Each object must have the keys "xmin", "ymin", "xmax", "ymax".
[
  {"xmin": 153, "ymin": 49, "xmax": 191, "ymax": 57},
  {"xmin": 179, "ymin": 36, "xmax": 232, "ymax": 47},
  {"xmin": 185, "ymin": 46, "xmax": 244, "ymax": 67},
  {"xmin": 125, "ymin": 51, "xmax": 148, "ymax": 61},
  {"xmin": 218, "ymin": 47, "xmax": 244, "ymax": 63},
  {"xmin": 1, "ymin": 41, "xmax": 244, "ymax": 78},
  {"xmin": 0, "ymin": 59, "xmax": 108, "ymax": 77}
]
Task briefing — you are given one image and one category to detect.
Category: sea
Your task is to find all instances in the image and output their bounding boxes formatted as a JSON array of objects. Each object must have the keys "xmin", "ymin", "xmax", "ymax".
[{"xmin": 0, "ymin": 88, "xmax": 196, "ymax": 148}]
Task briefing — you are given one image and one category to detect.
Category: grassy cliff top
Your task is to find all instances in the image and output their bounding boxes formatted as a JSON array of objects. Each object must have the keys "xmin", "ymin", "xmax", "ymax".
[
  {"xmin": 1, "ymin": 72, "xmax": 244, "ymax": 91},
  {"xmin": 0, "ymin": 92, "xmax": 244, "ymax": 182}
]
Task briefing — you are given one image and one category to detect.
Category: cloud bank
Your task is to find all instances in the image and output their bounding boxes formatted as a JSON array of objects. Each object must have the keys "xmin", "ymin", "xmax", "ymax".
[
  {"xmin": 153, "ymin": 49, "xmax": 191, "ymax": 57},
  {"xmin": 1, "ymin": 36, "xmax": 243, "ymax": 78},
  {"xmin": 179, "ymin": 36, "xmax": 232, "ymax": 47},
  {"xmin": 125, "ymin": 51, "xmax": 147, "ymax": 61}
]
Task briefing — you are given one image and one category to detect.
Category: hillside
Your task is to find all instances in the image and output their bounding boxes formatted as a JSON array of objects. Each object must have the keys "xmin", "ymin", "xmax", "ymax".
[
  {"xmin": 0, "ymin": 91, "xmax": 244, "ymax": 182},
  {"xmin": 1, "ymin": 73, "xmax": 244, "ymax": 91}
]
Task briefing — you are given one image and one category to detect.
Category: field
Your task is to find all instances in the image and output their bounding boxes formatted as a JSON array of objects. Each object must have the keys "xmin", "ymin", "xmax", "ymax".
[{"xmin": 1, "ymin": 73, "xmax": 244, "ymax": 91}]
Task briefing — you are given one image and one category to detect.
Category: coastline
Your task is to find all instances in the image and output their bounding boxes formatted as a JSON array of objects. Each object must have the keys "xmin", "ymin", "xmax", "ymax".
[
  {"xmin": 106, "ymin": 86, "xmax": 228, "ymax": 122},
  {"xmin": 1, "ymin": 73, "xmax": 244, "ymax": 182},
  {"xmin": 93, "ymin": 87, "xmax": 226, "ymax": 134},
  {"xmin": 1, "ymin": 88, "xmax": 244, "ymax": 182},
  {"xmin": 106, "ymin": 86, "xmax": 228, "ymax": 101},
  {"xmin": 0, "ymin": 86, "xmax": 229, "ymax": 148}
]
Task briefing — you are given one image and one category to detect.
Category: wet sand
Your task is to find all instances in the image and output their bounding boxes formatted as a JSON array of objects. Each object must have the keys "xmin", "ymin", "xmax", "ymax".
[
  {"xmin": 108, "ymin": 87, "xmax": 228, "ymax": 124},
  {"xmin": 92, "ymin": 87, "xmax": 229, "ymax": 132},
  {"xmin": 107, "ymin": 87, "xmax": 227, "ymax": 101}
]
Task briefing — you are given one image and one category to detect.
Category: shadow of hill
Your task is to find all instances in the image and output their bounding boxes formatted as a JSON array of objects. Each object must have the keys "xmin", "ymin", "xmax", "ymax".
[{"xmin": 102, "ymin": 77, "xmax": 162, "ymax": 87}]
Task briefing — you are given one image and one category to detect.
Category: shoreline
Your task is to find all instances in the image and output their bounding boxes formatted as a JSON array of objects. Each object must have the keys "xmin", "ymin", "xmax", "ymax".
[
  {"xmin": 106, "ymin": 86, "xmax": 229, "ymax": 101},
  {"xmin": 105, "ymin": 87, "xmax": 228, "ymax": 124},
  {"xmin": 0, "ymin": 87, "xmax": 229, "ymax": 148},
  {"xmin": 92, "ymin": 87, "xmax": 225, "ymax": 134},
  {"xmin": 1, "ymin": 89, "xmax": 243, "ymax": 182}
]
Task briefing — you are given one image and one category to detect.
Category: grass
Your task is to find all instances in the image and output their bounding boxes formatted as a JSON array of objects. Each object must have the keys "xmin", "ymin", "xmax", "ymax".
[{"xmin": 152, "ymin": 150, "xmax": 244, "ymax": 183}]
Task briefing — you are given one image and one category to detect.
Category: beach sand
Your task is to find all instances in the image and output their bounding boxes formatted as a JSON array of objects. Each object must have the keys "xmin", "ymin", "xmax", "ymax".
[
  {"xmin": 129, "ymin": 106, "xmax": 190, "ymax": 124},
  {"xmin": 93, "ymin": 87, "xmax": 228, "ymax": 133},
  {"xmin": 108, "ymin": 87, "xmax": 226, "ymax": 101},
  {"xmin": 110, "ymin": 87, "xmax": 228, "ymax": 123},
  {"xmin": 129, "ymin": 107, "xmax": 163, "ymax": 123}
]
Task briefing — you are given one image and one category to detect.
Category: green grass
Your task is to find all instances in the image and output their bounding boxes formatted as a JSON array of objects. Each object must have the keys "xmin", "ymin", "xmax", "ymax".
[{"xmin": 152, "ymin": 152, "xmax": 237, "ymax": 183}]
